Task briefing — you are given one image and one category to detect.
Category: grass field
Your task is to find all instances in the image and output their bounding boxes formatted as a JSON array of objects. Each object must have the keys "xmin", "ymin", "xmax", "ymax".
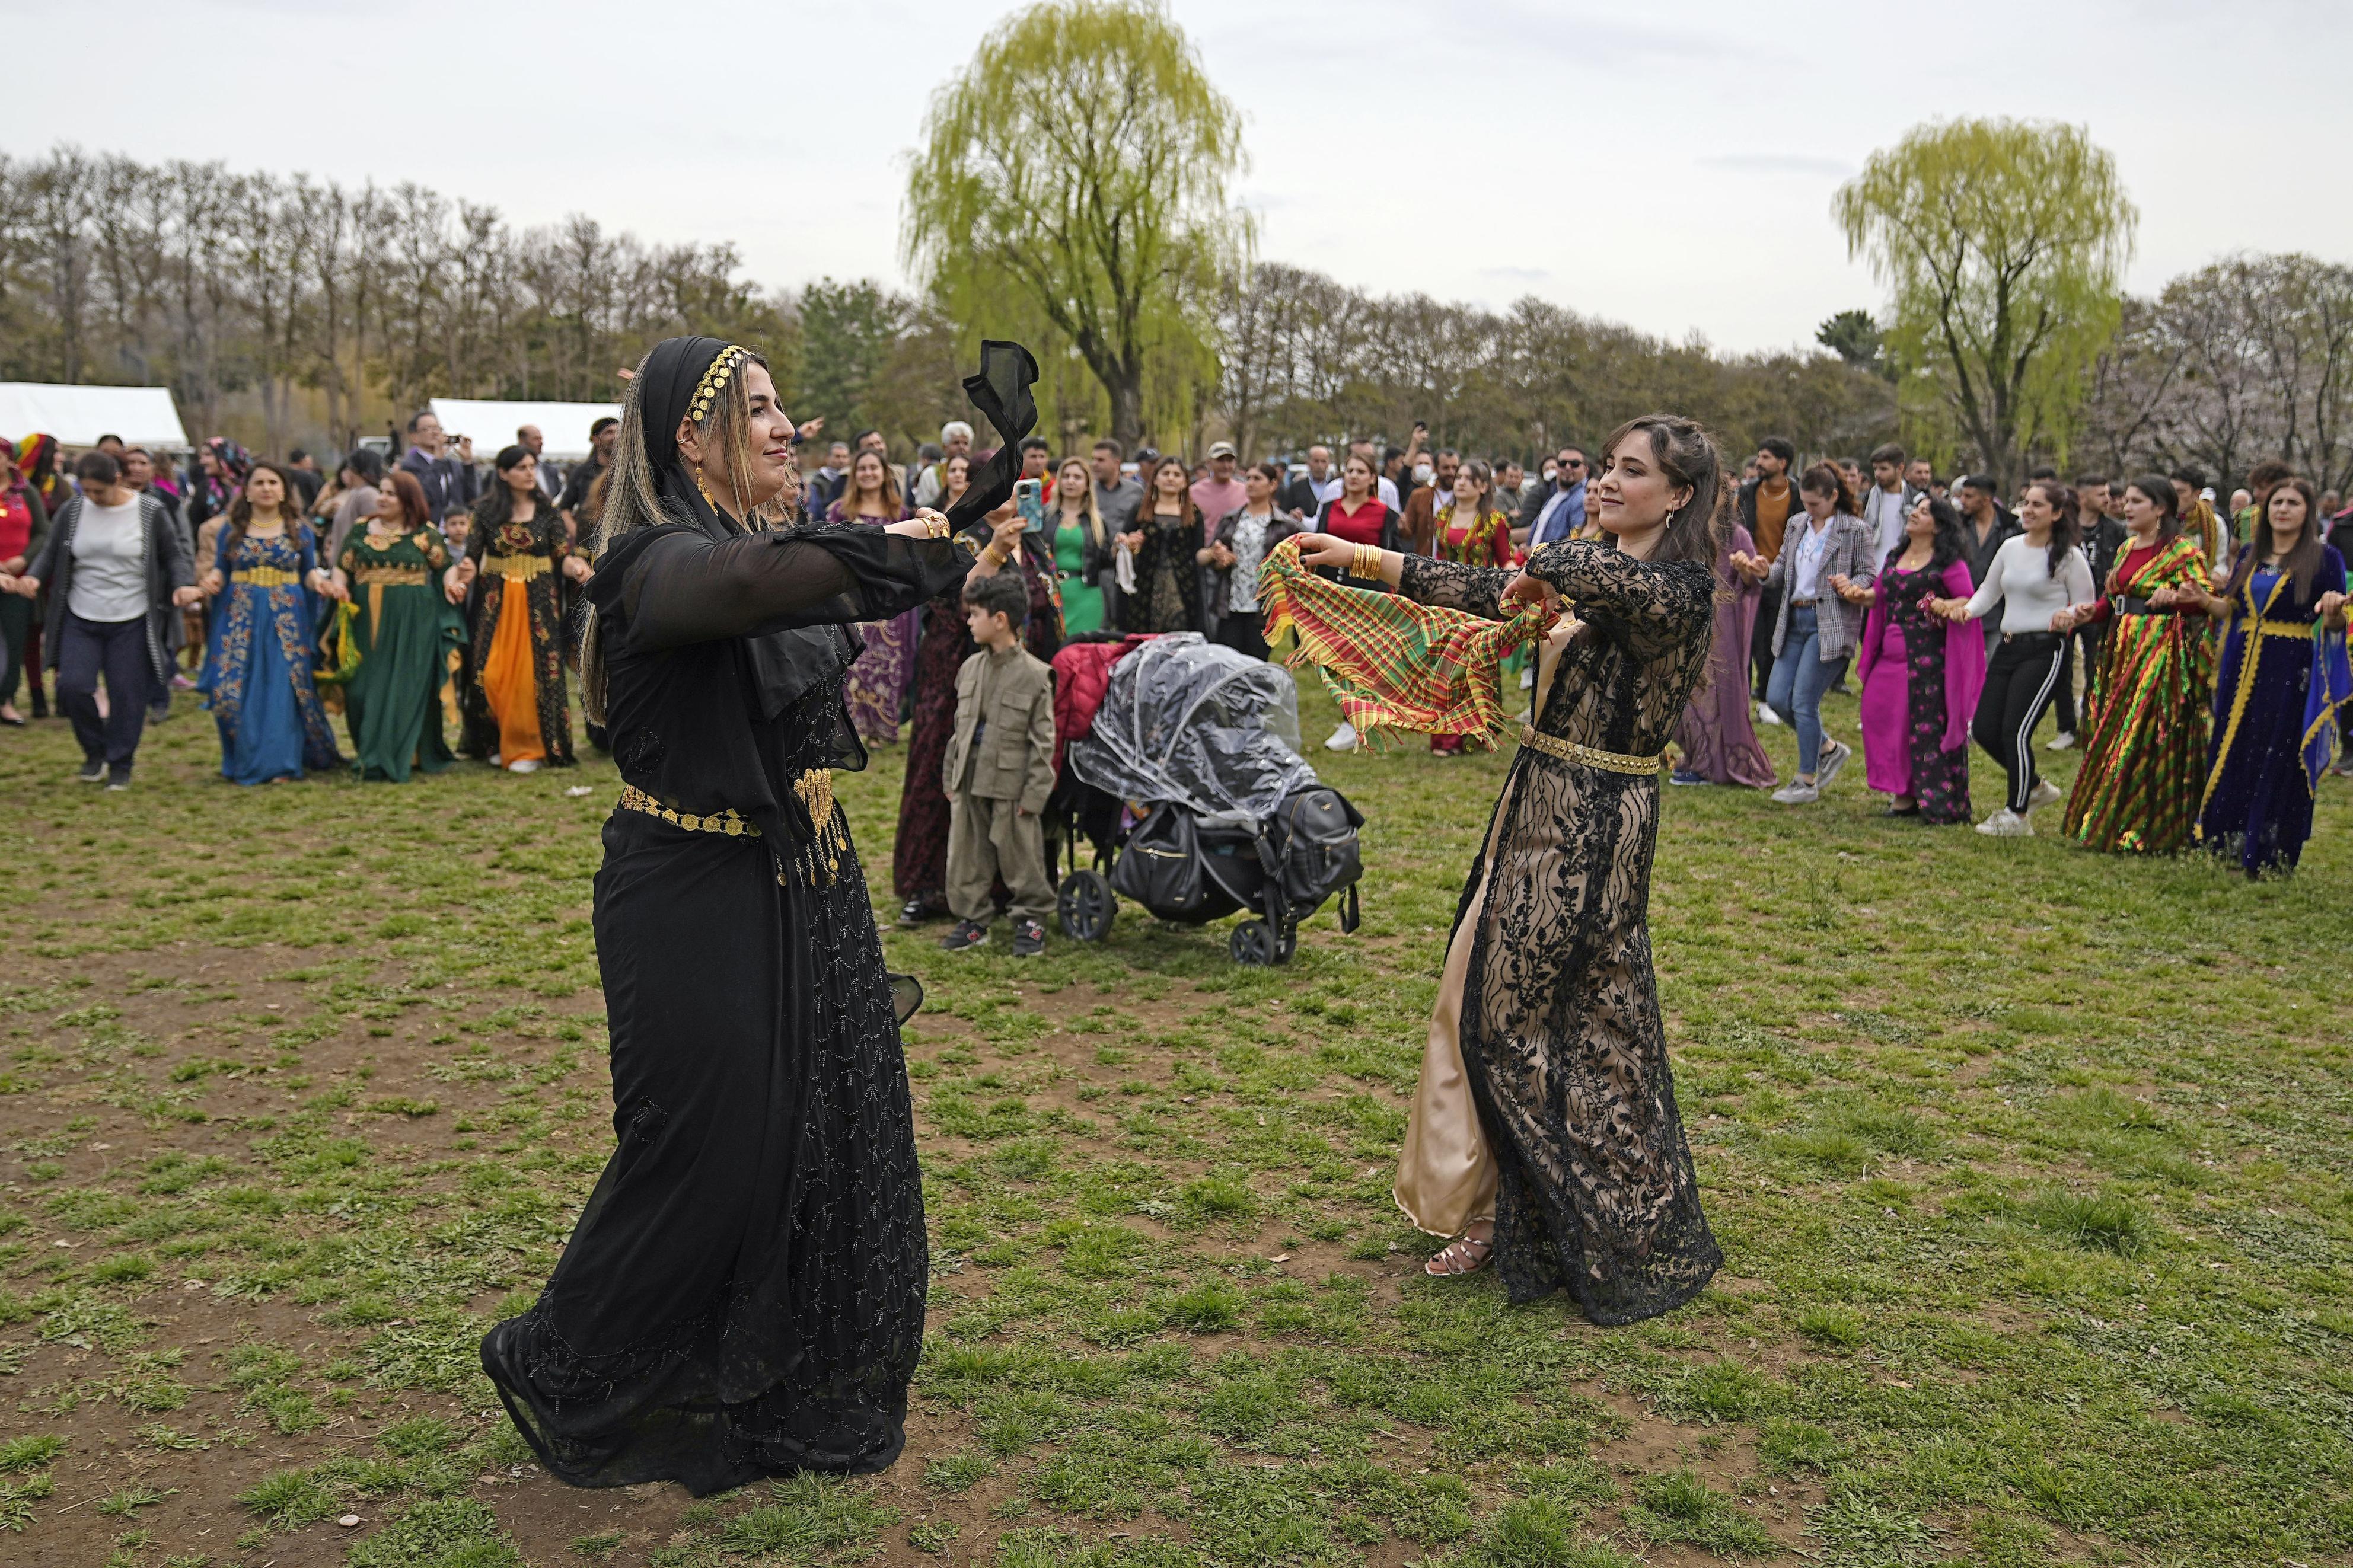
[{"xmin": 0, "ymin": 673, "xmax": 2348, "ymax": 1568}]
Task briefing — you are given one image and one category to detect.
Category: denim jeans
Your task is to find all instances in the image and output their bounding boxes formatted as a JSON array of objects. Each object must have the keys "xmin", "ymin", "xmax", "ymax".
[{"xmin": 1764, "ymin": 603, "xmax": 1835, "ymax": 775}]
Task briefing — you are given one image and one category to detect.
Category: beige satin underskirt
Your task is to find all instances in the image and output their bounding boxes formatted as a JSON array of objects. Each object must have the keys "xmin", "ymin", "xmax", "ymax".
[{"xmin": 1392, "ymin": 618, "xmax": 1575, "ymax": 1239}]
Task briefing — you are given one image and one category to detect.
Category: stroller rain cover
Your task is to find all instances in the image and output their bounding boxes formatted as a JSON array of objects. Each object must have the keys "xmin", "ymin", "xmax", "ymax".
[{"xmin": 1067, "ymin": 634, "xmax": 1316, "ymax": 823}]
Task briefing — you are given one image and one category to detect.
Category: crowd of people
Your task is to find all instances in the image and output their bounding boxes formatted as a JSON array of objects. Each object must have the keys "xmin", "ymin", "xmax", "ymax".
[
  {"xmin": 2, "ymin": 409, "xmax": 2348, "ymax": 880},
  {"xmin": 0, "ymin": 417, "xmax": 602, "ymax": 790},
  {"xmin": 3, "ymin": 330, "xmax": 2348, "ymax": 1507}
]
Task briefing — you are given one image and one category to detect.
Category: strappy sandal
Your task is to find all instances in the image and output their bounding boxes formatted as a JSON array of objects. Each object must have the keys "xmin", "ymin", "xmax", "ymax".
[{"xmin": 1424, "ymin": 1232, "xmax": 1495, "ymax": 1278}]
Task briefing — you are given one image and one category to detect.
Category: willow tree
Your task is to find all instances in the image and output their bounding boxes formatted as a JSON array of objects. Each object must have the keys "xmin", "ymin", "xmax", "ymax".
[
  {"xmin": 903, "ymin": 0, "xmax": 1245, "ymax": 450},
  {"xmin": 1836, "ymin": 119, "xmax": 2135, "ymax": 487}
]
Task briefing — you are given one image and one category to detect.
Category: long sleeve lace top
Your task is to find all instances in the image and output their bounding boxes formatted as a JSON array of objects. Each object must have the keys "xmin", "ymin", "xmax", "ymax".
[{"xmin": 1398, "ymin": 539, "xmax": 1718, "ymax": 758}]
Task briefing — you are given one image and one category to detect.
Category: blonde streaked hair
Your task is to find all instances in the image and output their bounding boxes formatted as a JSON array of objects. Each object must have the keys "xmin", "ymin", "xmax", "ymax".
[
  {"xmin": 1056, "ymin": 455, "xmax": 1105, "ymax": 547},
  {"xmin": 582, "ymin": 344, "xmax": 790, "ymax": 724}
]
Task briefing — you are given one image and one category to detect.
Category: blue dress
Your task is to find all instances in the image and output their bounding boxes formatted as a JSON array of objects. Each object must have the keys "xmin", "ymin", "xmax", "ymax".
[
  {"xmin": 199, "ymin": 525, "xmax": 345, "ymax": 784},
  {"xmin": 2197, "ymin": 545, "xmax": 2353, "ymax": 875}
]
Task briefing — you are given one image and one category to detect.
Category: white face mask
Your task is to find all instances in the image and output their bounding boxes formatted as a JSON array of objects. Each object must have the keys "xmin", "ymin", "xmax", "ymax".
[{"xmin": 1413, "ymin": 464, "xmax": 1434, "ymax": 486}]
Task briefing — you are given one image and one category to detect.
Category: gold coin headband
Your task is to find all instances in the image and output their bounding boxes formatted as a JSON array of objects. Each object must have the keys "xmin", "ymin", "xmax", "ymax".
[{"xmin": 687, "ymin": 344, "xmax": 749, "ymax": 424}]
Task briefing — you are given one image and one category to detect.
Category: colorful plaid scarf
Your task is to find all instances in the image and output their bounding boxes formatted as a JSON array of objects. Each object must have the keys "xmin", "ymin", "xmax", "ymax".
[{"xmin": 1257, "ymin": 536, "xmax": 1546, "ymax": 745}]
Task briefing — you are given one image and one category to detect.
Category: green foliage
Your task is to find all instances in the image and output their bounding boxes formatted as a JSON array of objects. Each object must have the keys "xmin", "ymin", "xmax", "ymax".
[
  {"xmin": 715, "ymin": 1475, "xmax": 897, "ymax": 1561},
  {"xmin": 0, "ymin": 1436, "xmax": 63, "ymax": 1473},
  {"xmin": 1625, "ymin": 1469, "xmax": 1777, "ymax": 1554},
  {"xmin": 2027, "ymin": 1187, "xmax": 2153, "ymax": 1255},
  {"xmin": 1836, "ymin": 117, "xmax": 2135, "ymax": 484},
  {"xmin": 345, "ymin": 1497, "xmax": 522, "ymax": 1568},
  {"xmin": 797, "ymin": 279, "xmax": 911, "ymax": 440},
  {"xmin": 1816, "ymin": 309, "xmax": 1888, "ymax": 376},
  {"xmin": 904, "ymin": 0, "xmax": 1244, "ymax": 446}
]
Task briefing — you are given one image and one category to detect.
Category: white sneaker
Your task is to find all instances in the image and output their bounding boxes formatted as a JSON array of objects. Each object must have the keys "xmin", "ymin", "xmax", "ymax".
[
  {"xmin": 2029, "ymin": 778, "xmax": 2062, "ymax": 809},
  {"xmin": 2046, "ymin": 732, "xmax": 2075, "ymax": 752},
  {"xmin": 1324, "ymin": 721, "xmax": 1358, "ymax": 752},
  {"xmin": 508, "ymin": 758, "xmax": 542, "ymax": 774},
  {"xmin": 1975, "ymin": 807, "xmax": 2034, "ymax": 836},
  {"xmin": 1814, "ymin": 740, "xmax": 1852, "ymax": 791},
  {"xmin": 489, "ymin": 753, "xmax": 503, "ymax": 768},
  {"xmin": 1771, "ymin": 779, "xmax": 1820, "ymax": 804},
  {"xmin": 1756, "ymin": 703, "xmax": 1783, "ymax": 726}
]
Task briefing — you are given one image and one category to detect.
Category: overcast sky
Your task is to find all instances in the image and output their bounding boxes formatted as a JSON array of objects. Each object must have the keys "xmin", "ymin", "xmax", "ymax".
[{"xmin": 7, "ymin": 0, "xmax": 2348, "ymax": 355}]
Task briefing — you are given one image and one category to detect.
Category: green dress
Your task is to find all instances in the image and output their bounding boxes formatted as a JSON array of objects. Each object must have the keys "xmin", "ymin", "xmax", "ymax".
[
  {"xmin": 1054, "ymin": 518, "xmax": 1105, "ymax": 634},
  {"xmin": 337, "ymin": 527, "xmax": 467, "ymax": 781}
]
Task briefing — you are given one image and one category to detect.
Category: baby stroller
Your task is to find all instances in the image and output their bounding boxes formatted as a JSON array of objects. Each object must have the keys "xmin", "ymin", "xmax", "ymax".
[{"xmin": 1049, "ymin": 633, "xmax": 1363, "ymax": 965}]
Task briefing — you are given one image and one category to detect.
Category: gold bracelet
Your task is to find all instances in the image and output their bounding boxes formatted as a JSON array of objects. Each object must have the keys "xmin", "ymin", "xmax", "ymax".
[
  {"xmin": 981, "ymin": 544, "xmax": 1009, "ymax": 568},
  {"xmin": 1353, "ymin": 544, "xmax": 1384, "ymax": 580}
]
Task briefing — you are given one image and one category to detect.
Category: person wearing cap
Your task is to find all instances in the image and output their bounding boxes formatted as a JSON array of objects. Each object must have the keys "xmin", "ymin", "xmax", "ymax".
[{"xmin": 1189, "ymin": 442, "xmax": 1248, "ymax": 634}]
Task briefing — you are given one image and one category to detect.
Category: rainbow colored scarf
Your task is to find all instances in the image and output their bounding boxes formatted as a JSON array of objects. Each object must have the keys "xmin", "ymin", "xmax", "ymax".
[{"xmin": 1257, "ymin": 536, "xmax": 1546, "ymax": 745}]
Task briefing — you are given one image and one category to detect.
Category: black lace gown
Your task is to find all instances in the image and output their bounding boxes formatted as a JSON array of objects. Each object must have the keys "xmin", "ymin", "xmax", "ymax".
[
  {"xmin": 1399, "ymin": 542, "xmax": 1723, "ymax": 1321},
  {"xmin": 481, "ymin": 520, "xmax": 969, "ymax": 1495}
]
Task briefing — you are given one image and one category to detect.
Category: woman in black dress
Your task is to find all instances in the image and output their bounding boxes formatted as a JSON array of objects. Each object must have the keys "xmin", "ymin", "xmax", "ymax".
[
  {"xmin": 1296, "ymin": 415, "xmax": 1726, "ymax": 1323},
  {"xmin": 480, "ymin": 336, "xmax": 1035, "ymax": 1494},
  {"xmin": 1117, "ymin": 454, "xmax": 1202, "ymax": 633}
]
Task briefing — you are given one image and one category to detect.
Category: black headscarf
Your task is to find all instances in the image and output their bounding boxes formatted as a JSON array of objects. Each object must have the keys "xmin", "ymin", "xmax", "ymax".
[{"xmin": 630, "ymin": 334, "xmax": 1040, "ymax": 722}]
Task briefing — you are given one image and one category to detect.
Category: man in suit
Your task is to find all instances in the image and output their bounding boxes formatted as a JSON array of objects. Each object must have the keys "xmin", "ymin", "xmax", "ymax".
[
  {"xmin": 398, "ymin": 410, "xmax": 479, "ymax": 525},
  {"xmin": 1280, "ymin": 446, "xmax": 1337, "ymax": 522}
]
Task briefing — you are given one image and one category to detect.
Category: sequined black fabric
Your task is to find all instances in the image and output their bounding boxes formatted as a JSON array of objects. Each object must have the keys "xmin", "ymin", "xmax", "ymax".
[
  {"xmin": 480, "ymin": 686, "xmax": 926, "ymax": 1494},
  {"xmin": 1398, "ymin": 542, "xmax": 1723, "ymax": 1323}
]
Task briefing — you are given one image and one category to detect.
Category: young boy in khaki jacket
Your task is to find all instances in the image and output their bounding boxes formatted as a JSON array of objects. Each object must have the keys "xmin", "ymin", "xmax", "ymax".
[{"xmin": 939, "ymin": 573, "xmax": 1057, "ymax": 957}]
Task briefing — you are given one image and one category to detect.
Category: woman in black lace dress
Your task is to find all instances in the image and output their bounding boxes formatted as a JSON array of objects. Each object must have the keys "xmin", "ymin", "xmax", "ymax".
[
  {"xmin": 1297, "ymin": 415, "xmax": 1725, "ymax": 1323},
  {"xmin": 479, "ymin": 336, "xmax": 1034, "ymax": 1494}
]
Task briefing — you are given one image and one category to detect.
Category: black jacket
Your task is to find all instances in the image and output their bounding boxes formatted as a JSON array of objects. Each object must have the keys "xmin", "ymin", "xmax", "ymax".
[
  {"xmin": 25, "ymin": 491, "xmax": 195, "ymax": 688},
  {"xmin": 1960, "ymin": 505, "xmax": 2020, "ymax": 591}
]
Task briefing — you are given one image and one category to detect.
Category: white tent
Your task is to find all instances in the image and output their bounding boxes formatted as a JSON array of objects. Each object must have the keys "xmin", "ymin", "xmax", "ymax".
[
  {"xmin": 428, "ymin": 399, "xmax": 622, "ymax": 462},
  {"xmin": 0, "ymin": 382, "xmax": 187, "ymax": 449}
]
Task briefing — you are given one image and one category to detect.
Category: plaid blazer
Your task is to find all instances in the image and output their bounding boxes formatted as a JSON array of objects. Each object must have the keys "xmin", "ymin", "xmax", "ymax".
[{"xmin": 1764, "ymin": 512, "xmax": 1879, "ymax": 661}]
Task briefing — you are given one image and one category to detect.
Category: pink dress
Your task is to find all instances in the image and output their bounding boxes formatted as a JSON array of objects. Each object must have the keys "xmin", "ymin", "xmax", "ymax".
[{"xmin": 1857, "ymin": 557, "xmax": 1985, "ymax": 821}]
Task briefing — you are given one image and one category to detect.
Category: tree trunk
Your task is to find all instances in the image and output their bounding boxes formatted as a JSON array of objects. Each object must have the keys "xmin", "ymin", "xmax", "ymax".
[{"xmin": 1109, "ymin": 372, "xmax": 1144, "ymax": 455}]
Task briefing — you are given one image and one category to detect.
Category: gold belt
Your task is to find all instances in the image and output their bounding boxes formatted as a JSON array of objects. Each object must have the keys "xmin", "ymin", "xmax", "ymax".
[
  {"xmin": 353, "ymin": 567, "xmax": 428, "ymax": 586},
  {"xmin": 615, "ymin": 775, "xmax": 849, "ymax": 888},
  {"xmin": 237, "ymin": 567, "xmax": 300, "ymax": 587},
  {"xmin": 1517, "ymin": 724, "xmax": 1667, "ymax": 776},
  {"xmin": 486, "ymin": 553, "xmax": 551, "ymax": 580},
  {"xmin": 615, "ymin": 784, "xmax": 760, "ymax": 836}
]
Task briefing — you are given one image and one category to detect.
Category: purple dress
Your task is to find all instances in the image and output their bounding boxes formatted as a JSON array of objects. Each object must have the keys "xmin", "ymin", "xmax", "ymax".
[
  {"xmin": 830, "ymin": 501, "xmax": 916, "ymax": 744},
  {"xmin": 1673, "ymin": 525, "xmax": 1775, "ymax": 787},
  {"xmin": 1857, "ymin": 557, "xmax": 1985, "ymax": 822}
]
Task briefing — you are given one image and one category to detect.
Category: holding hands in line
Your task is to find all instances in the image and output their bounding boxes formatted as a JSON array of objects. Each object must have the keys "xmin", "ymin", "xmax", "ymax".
[
  {"xmin": 1825, "ymin": 572, "xmax": 1871, "ymax": 606},
  {"xmin": 1727, "ymin": 550, "xmax": 1769, "ymax": 583},
  {"xmin": 0, "ymin": 570, "xmax": 205, "ymax": 609}
]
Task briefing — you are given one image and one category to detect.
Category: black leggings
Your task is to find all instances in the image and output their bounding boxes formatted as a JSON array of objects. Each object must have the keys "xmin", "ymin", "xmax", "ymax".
[{"xmin": 1973, "ymin": 631, "xmax": 2067, "ymax": 813}]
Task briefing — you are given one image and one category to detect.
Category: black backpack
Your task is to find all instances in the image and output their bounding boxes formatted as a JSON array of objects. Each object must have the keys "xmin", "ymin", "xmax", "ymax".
[
  {"xmin": 1111, "ymin": 804, "xmax": 1211, "ymax": 918},
  {"xmin": 1267, "ymin": 786, "xmax": 1363, "ymax": 932}
]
